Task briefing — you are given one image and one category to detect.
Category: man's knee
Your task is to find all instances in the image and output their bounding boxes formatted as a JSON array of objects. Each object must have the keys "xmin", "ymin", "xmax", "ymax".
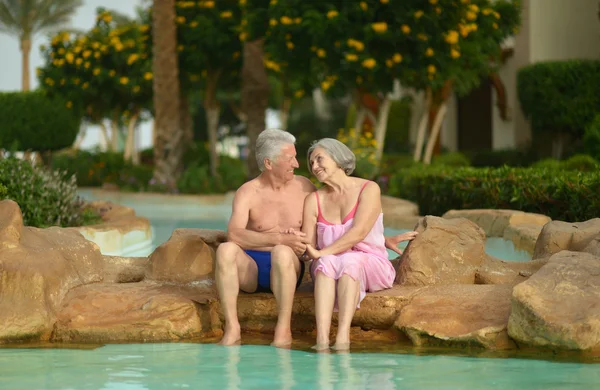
[
  {"xmin": 216, "ymin": 242, "xmax": 242, "ymax": 266},
  {"xmin": 271, "ymin": 244, "xmax": 297, "ymax": 270}
]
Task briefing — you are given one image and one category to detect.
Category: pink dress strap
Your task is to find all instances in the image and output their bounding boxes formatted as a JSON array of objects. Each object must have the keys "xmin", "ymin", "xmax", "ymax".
[{"xmin": 316, "ymin": 181, "xmax": 371, "ymax": 225}]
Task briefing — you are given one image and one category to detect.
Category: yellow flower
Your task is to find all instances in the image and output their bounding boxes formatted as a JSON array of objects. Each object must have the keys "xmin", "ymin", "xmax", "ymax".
[
  {"xmin": 469, "ymin": 4, "xmax": 480, "ymax": 13},
  {"xmin": 93, "ymin": 68, "xmax": 101, "ymax": 76},
  {"xmin": 429, "ymin": 0, "xmax": 438, "ymax": 4},
  {"xmin": 425, "ymin": 48, "xmax": 434, "ymax": 57},
  {"xmin": 286, "ymin": 41, "xmax": 294, "ymax": 50},
  {"xmin": 466, "ymin": 11, "xmax": 477, "ymax": 21},
  {"xmin": 294, "ymin": 90, "xmax": 304, "ymax": 98},
  {"xmin": 280, "ymin": 16, "xmax": 293, "ymax": 25},
  {"xmin": 202, "ymin": 1, "xmax": 215, "ymax": 8},
  {"xmin": 482, "ymin": 8, "xmax": 492, "ymax": 16},
  {"xmin": 132, "ymin": 85, "xmax": 141, "ymax": 93},
  {"xmin": 269, "ymin": 19, "xmax": 278, "ymax": 26},
  {"xmin": 35, "ymin": 67, "xmax": 41, "ymax": 76},
  {"xmin": 239, "ymin": 32, "xmax": 248, "ymax": 41},
  {"xmin": 435, "ymin": 7, "xmax": 441, "ymax": 14},
  {"xmin": 345, "ymin": 53, "xmax": 358, "ymax": 61},
  {"xmin": 450, "ymin": 48, "xmax": 461, "ymax": 59},
  {"xmin": 73, "ymin": 78, "xmax": 80, "ymax": 85},
  {"xmin": 380, "ymin": 0, "xmax": 389, "ymax": 3},
  {"xmin": 239, "ymin": 0, "xmax": 246, "ymax": 5},
  {"xmin": 327, "ymin": 10, "xmax": 338, "ymax": 19},
  {"xmin": 401, "ymin": 24, "xmax": 411, "ymax": 34},
  {"xmin": 60, "ymin": 79, "xmax": 65, "ymax": 85},
  {"xmin": 347, "ymin": 39, "xmax": 364, "ymax": 51},
  {"xmin": 103, "ymin": 14, "xmax": 112, "ymax": 23},
  {"xmin": 75, "ymin": 58, "xmax": 83, "ymax": 65},
  {"xmin": 317, "ymin": 49, "xmax": 326, "ymax": 58},
  {"xmin": 360, "ymin": 2, "xmax": 367, "ymax": 11},
  {"xmin": 361, "ymin": 58, "xmax": 376, "ymax": 69},
  {"xmin": 414, "ymin": 10, "xmax": 424, "ymax": 19},
  {"xmin": 109, "ymin": 70, "xmax": 116, "ymax": 77},
  {"xmin": 417, "ymin": 33, "xmax": 428, "ymax": 41},
  {"xmin": 427, "ymin": 64, "xmax": 436, "ymax": 73},
  {"xmin": 45, "ymin": 77, "xmax": 54, "ymax": 86},
  {"xmin": 82, "ymin": 82, "xmax": 89, "ymax": 89},
  {"xmin": 321, "ymin": 80, "xmax": 332, "ymax": 91},
  {"xmin": 176, "ymin": 16, "xmax": 186, "ymax": 24},
  {"xmin": 445, "ymin": 30, "xmax": 459, "ymax": 45},
  {"xmin": 371, "ymin": 22, "xmax": 388, "ymax": 33},
  {"xmin": 65, "ymin": 52, "xmax": 74, "ymax": 63},
  {"xmin": 294, "ymin": 17, "xmax": 302, "ymax": 24},
  {"xmin": 120, "ymin": 77, "xmax": 129, "ymax": 85},
  {"xmin": 94, "ymin": 52, "xmax": 101, "ymax": 59},
  {"xmin": 127, "ymin": 53, "xmax": 139, "ymax": 65},
  {"xmin": 82, "ymin": 50, "xmax": 91, "ymax": 58},
  {"xmin": 190, "ymin": 21, "xmax": 198, "ymax": 28},
  {"xmin": 385, "ymin": 59, "xmax": 393, "ymax": 68},
  {"xmin": 177, "ymin": 44, "xmax": 184, "ymax": 52},
  {"xmin": 144, "ymin": 72, "xmax": 153, "ymax": 80},
  {"xmin": 392, "ymin": 53, "xmax": 402, "ymax": 63},
  {"xmin": 220, "ymin": 11, "xmax": 232, "ymax": 18},
  {"xmin": 139, "ymin": 24, "xmax": 149, "ymax": 32},
  {"xmin": 493, "ymin": 22, "xmax": 498, "ymax": 29},
  {"xmin": 493, "ymin": 11, "xmax": 501, "ymax": 19},
  {"xmin": 84, "ymin": 62, "xmax": 90, "ymax": 69},
  {"xmin": 66, "ymin": 101, "xmax": 72, "ymax": 108},
  {"xmin": 270, "ymin": 0, "xmax": 277, "ymax": 4}
]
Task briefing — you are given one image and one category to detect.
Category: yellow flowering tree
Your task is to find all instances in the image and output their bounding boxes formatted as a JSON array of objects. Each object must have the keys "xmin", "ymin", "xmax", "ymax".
[
  {"xmin": 173, "ymin": 0, "xmax": 243, "ymax": 177},
  {"xmin": 39, "ymin": 9, "xmax": 153, "ymax": 162}
]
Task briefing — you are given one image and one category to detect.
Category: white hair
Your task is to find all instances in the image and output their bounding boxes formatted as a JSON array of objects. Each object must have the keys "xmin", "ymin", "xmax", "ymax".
[
  {"xmin": 255, "ymin": 129, "xmax": 296, "ymax": 171},
  {"xmin": 307, "ymin": 138, "xmax": 356, "ymax": 175}
]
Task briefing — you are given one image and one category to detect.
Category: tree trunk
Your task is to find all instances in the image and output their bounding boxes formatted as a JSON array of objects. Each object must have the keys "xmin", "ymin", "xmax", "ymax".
[
  {"xmin": 423, "ymin": 102, "xmax": 449, "ymax": 164},
  {"xmin": 431, "ymin": 81, "xmax": 454, "ymax": 156},
  {"xmin": 99, "ymin": 122, "xmax": 110, "ymax": 151},
  {"xmin": 279, "ymin": 77, "xmax": 291, "ymax": 129},
  {"xmin": 242, "ymin": 39, "xmax": 270, "ymax": 178},
  {"xmin": 229, "ymin": 99, "xmax": 247, "ymax": 123},
  {"xmin": 373, "ymin": 96, "xmax": 392, "ymax": 161},
  {"xmin": 205, "ymin": 70, "xmax": 222, "ymax": 178},
  {"xmin": 73, "ymin": 125, "xmax": 87, "ymax": 150},
  {"xmin": 413, "ymin": 89, "xmax": 432, "ymax": 162},
  {"xmin": 152, "ymin": 0, "xmax": 184, "ymax": 186},
  {"xmin": 124, "ymin": 111, "xmax": 140, "ymax": 164},
  {"xmin": 20, "ymin": 37, "xmax": 31, "ymax": 91},
  {"xmin": 352, "ymin": 105, "xmax": 367, "ymax": 149},
  {"xmin": 180, "ymin": 92, "xmax": 193, "ymax": 144},
  {"xmin": 110, "ymin": 112, "xmax": 120, "ymax": 152}
]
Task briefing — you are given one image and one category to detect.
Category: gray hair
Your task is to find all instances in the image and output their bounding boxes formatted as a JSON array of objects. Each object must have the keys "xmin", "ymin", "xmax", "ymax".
[
  {"xmin": 255, "ymin": 128, "xmax": 296, "ymax": 171},
  {"xmin": 307, "ymin": 138, "xmax": 356, "ymax": 176}
]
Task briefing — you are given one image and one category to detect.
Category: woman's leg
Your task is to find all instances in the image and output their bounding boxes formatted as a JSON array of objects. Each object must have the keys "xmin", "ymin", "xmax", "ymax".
[
  {"xmin": 334, "ymin": 274, "xmax": 360, "ymax": 350},
  {"xmin": 314, "ymin": 271, "xmax": 336, "ymax": 350}
]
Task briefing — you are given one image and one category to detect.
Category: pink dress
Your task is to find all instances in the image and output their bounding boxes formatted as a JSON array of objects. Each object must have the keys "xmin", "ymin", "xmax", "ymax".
[{"xmin": 310, "ymin": 182, "xmax": 396, "ymax": 307}]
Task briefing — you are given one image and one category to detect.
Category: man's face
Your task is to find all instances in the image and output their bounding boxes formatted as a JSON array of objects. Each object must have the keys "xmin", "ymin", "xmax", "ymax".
[{"xmin": 269, "ymin": 144, "xmax": 299, "ymax": 181}]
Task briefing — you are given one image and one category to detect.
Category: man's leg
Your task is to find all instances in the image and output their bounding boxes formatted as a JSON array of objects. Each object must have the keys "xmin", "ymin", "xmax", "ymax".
[
  {"xmin": 270, "ymin": 244, "xmax": 302, "ymax": 348},
  {"xmin": 215, "ymin": 242, "xmax": 258, "ymax": 346}
]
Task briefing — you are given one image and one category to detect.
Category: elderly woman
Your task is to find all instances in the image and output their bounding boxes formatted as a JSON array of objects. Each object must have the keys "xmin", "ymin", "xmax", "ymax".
[{"xmin": 301, "ymin": 138, "xmax": 404, "ymax": 351}]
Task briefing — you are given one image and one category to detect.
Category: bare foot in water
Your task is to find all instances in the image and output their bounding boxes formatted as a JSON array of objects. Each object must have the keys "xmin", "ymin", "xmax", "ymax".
[
  {"xmin": 311, "ymin": 343, "xmax": 330, "ymax": 352},
  {"xmin": 218, "ymin": 324, "xmax": 241, "ymax": 346},
  {"xmin": 271, "ymin": 325, "xmax": 292, "ymax": 349},
  {"xmin": 332, "ymin": 342, "xmax": 350, "ymax": 351}
]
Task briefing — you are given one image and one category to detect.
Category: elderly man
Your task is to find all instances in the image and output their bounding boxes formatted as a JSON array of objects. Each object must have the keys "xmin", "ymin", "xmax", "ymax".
[{"xmin": 216, "ymin": 129, "xmax": 416, "ymax": 347}]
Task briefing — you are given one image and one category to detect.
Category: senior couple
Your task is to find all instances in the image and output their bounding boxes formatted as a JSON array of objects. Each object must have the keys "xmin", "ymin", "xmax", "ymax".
[{"xmin": 215, "ymin": 129, "xmax": 417, "ymax": 351}]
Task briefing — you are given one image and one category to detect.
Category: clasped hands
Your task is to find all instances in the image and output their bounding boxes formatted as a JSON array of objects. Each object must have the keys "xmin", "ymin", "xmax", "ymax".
[{"xmin": 280, "ymin": 228, "xmax": 321, "ymax": 259}]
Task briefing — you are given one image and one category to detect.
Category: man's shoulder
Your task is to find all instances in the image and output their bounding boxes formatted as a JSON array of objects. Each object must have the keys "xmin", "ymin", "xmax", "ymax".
[{"xmin": 233, "ymin": 179, "xmax": 260, "ymax": 200}]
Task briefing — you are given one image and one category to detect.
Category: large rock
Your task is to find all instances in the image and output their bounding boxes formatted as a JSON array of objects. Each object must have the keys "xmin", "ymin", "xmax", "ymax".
[
  {"xmin": 103, "ymin": 255, "xmax": 148, "ymax": 283},
  {"xmin": 443, "ymin": 209, "xmax": 550, "ymax": 237},
  {"xmin": 395, "ymin": 216, "xmax": 487, "ymax": 286},
  {"xmin": 475, "ymin": 257, "xmax": 548, "ymax": 285},
  {"xmin": 146, "ymin": 228, "xmax": 217, "ymax": 284},
  {"xmin": 394, "ymin": 285, "xmax": 514, "ymax": 349},
  {"xmin": 508, "ymin": 251, "xmax": 600, "ymax": 351},
  {"xmin": 0, "ymin": 200, "xmax": 104, "ymax": 343},
  {"xmin": 381, "ymin": 196, "xmax": 420, "ymax": 230},
  {"xmin": 533, "ymin": 219, "xmax": 600, "ymax": 259},
  {"xmin": 53, "ymin": 282, "xmax": 221, "ymax": 342}
]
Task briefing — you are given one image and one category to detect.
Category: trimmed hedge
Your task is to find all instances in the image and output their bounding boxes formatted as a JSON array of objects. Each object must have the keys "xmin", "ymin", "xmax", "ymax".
[
  {"xmin": 0, "ymin": 91, "xmax": 80, "ymax": 152},
  {"xmin": 388, "ymin": 166, "xmax": 600, "ymax": 222},
  {"xmin": 517, "ymin": 60, "xmax": 600, "ymax": 138}
]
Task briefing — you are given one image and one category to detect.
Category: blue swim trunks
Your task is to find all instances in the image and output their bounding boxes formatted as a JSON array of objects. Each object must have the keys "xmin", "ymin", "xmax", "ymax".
[{"xmin": 244, "ymin": 250, "xmax": 306, "ymax": 293}]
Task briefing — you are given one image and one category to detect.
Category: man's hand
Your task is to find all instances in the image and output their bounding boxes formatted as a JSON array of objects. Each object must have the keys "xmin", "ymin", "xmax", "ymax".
[
  {"xmin": 280, "ymin": 231, "xmax": 309, "ymax": 256},
  {"xmin": 280, "ymin": 228, "xmax": 306, "ymax": 237},
  {"xmin": 385, "ymin": 231, "xmax": 419, "ymax": 256}
]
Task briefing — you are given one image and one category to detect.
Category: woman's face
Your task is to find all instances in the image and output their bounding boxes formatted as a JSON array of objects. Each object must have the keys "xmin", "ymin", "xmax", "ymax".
[{"xmin": 309, "ymin": 147, "xmax": 339, "ymax": 182}]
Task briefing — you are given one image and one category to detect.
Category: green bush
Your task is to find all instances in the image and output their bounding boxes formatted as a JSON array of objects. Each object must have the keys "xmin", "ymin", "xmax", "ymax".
[
  {"xmin": 51, "ymin": 150, "xmax": 127, "ymax": 187},
  {"xmin": 517, "ymin": 60, "xmax": 600, "ymax": 139},
  {"xmin": 0, "ymin": 91, "xmax": 81, "ymax": 152},
  {"xmin": 388, "ymin": 165, "xmax": 600, "ymax": 222},
  {"xmin": 582, "ymin": 114, "xmax": 600, "ymax": 160},
  {"xmin": 432, "ymin": 152, "xmax": 471, "ymax": 167},
  {"xmin": 177, "ymin": 157, "xmax": 247, "ymax": 194},
  {"xmin": 562, "ymin": 154, "xmax": 599, "ymax": 172},
  {"xmin": 0, "ymin": 158, "xmax": 101, "ymax": 227},
  {"xmin": 384, "ymin": 97, "xmax": 413, "ymax": 154},
  {"xmin": 530, "ymin": 158, "xmax": 562, "ymax": 170}
]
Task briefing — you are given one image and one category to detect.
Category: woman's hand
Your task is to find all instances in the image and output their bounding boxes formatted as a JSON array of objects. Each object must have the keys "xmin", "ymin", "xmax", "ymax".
[
  {"xmin": 305, "ymin": 244, "xmax": 322, "ymax": 260},
  {"xmin": 385, "ymin": 231, "xmax": 418, "ymax": 256},
  {"xmin": 280, "ymin": 228, "xmax": 306, "ymax": 237}
]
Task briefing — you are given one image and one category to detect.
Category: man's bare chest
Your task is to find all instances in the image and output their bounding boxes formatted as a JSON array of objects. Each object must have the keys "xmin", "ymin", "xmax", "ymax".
[{"xmin": 248, "ymin": 193, "xmax": 305, "ymax": 231}]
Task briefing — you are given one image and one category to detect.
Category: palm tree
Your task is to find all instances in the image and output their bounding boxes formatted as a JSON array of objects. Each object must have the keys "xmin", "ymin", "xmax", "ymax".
[
  {"xmin": 0, "ymin": 0, "xmax": 83, "ymax": 91},
  {"xmin": 151, "ymin": 0, "xmax": 184, "ymax": 185}
]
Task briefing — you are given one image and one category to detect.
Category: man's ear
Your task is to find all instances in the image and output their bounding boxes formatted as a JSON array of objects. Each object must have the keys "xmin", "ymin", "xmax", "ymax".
[{"xmin": 264, "ymin": 158, "xmax": 272, "ymax": 171}]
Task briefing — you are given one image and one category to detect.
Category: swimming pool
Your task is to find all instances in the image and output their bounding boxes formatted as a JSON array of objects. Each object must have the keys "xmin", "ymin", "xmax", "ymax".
[{"xmin": 1, "ymin": 343, "xmax": 598, "ymax": 389}]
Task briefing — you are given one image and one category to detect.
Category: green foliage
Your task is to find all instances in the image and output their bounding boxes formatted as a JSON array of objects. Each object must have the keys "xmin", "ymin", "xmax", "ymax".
[
  {"xmin": 0, "ymin": 183, "xmax": 6, "ymax": 198},
  {"xmin": 177, "ymin": 157, "xmax": 247, "ymax": 194},
  {"xmin": 582, "ymin": 114, "xmax": 600, "ymax": 160},
  {"xmin": 0, "ymin": 91, "xmax": 80, "ymax": 151},
  {"xmin": 387, "ymin": 165, "xmax": 600, "ymax": 222},
  {"xmin": 432, "ymin": 152, "xmax": 471, "ymax": 167},
  {"xmin": 0, "ymin": 0, "xmax": 83, "ymax": 38},
  {"xmin": 0, "ymin": 158, "xmax": 101, "ymax": 227},
  {"xmin": 384, "ymin": 97, "xmax": 413, "ymax": 153},
  {"xmin": 517, "ymin": 60, "xmax": 600, "ymax": 138},
  {"xmin": 562, "ymin": 154, "xmax": 599, "ymax": 172},
  {"xmin": 530, "ymin": 158, "xmax": 562, "ymax": 170},
  {"xmin": 51, "ymin": 150, "xmax": 127, "ymax": 187}
]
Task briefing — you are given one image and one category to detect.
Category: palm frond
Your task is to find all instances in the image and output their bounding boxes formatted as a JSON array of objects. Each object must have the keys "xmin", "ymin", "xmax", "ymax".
[{"xmin": 0, "ymin": 0, "xmax": 82, "ymax": 38}]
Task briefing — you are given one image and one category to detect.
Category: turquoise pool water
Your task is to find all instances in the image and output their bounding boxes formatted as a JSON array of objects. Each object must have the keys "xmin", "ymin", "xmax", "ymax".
[
  {"xmin": 1, "ymin": 343, "xmax": 598, "ymax": 389},
  {"xmin": 150, "ymin": 218, "xmax": 532, "ymax": 262}
]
